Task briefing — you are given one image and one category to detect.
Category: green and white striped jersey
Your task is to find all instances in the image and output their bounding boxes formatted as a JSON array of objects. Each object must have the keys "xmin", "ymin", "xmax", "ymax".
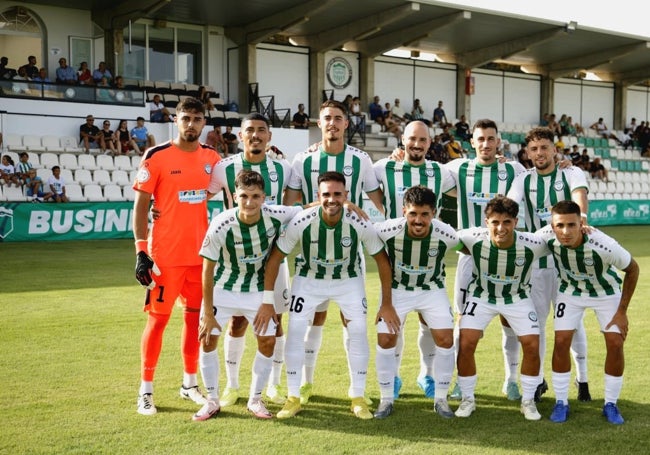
[
  {"xmin": 373, "ymin": 158, "xmax": 455, "ymax": 219},
  {"xmin": 288, "ymin": 143, "xmax": 380, "ymax": 205},
  {"xmin": 445, "ymin": 159, "xmax": 524, "ymax": 229},
  {"xmin": 459, "ymin": 227, "xmax": 549, "ymax": 304},
  {"xmin": 375, "ymin": 217, "xmax": 458, "ymax": 290},
  {"xmin": 276, "ymin": 206, "xmax": 384, "ymax": 280},
  {"xmin": 536, "ymin": 226, "xmax": 630, "ymax": 297},
  {"xmin": 200, "ymin": 204, "xmax": 301, "ymax": 292},
  {"xmin": 208, "ymin": 154, "xmax": 292, "ymax": 208}
]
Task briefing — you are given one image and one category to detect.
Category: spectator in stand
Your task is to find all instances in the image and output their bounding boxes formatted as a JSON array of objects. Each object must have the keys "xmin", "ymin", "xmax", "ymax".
[
  {"xmin": 16, "ymin": 152, "xmax": 34, "ymax": 182},
  {"xmin": 0, "ymin": 56, "xmax": 17, "ymax": 80},
  {"xmin": 432, "ymin": 100, "xmax": 450, "ymax": 127},
  {"xmin": 577, "ymin": 148, "xmax": 591, "ymax": 171},
  {"xmin": 223, "ymin": 125, "xmax": 239, "ymax": 155},
  {"xmin": 517, "ymin": 147, "xmax": 533, "ymax": 169},
  {"xmin": 80, "ymin": 114, "xmax": 101, "ymax": 153},
  {"xmin": 205, "ymin": 124, "xmax": 227, "ymax": 156},
  {"xmin": 149, "ymin": 94, "xmax": 172, "ymax": 123},
  {"xmin": 540, "ymin": 113, "xmax": 549, "ymax": 126},
  {"xmin": 426, "ymin": 135, "xmax": 449, "ymax": 163},
  {"xmin": 32, "ymin": 67, "xmax": 50, "ymax": 83},
  {"xmin": 411, "ymin": 99, "xmax": 431, "ymax": 126},
  {"xmin": 391, "ymin": 98, "xmax": 407, "ymax": 122},
  {"xmin": 379, "ymin": 111, "xmax": 402, "ymax": 139},
  {"xmin": 56, "ymin": 57, "xmax": 77, "ymax": 84},
  {"xmin": 569, "ymin": 117, "xmax": 585, "ymax": 136},
  {"xmin": 131, "ymin": 116, "xmax": 155, "ymax": 154},
  {"xmin": 100, "ymin": 120, "xmax": 118, "ymax": 155},
  {"xmin": 616, "ymin": 129, "xmax": 633, "ymax": 149},
  {"xmin": 115, "ymin": 119, "xmax": 136, "ymax": 155},
  {"xmin": 634, "ymin": 121, "xmax": 645, "ymax": 142},
  {"xmin": 12, "ymin": 66, "xmax": 30, "ymax": 81},
  {"xmin": 47, "ymin": 165, "xmax": 69, "ymax": 202},
  {"xmin": 350, "ymin": 96, "xmax": 364, "ymax": 125},
  {"xmin": 455, "ymin": 115, "xmax": 471, "ymax": 141},
  {"xmin": 569, "ymin": 145, "xmax": 581, "ymax": 166},
  {"xmin": 639, "ymin": 123, "xmax": 650, "ymax": 157},
  {"xmin": 0, "ymin": 154, "xmax": 20, "ymax": 187},
  {"xmin": 590, "ymin": 118, "xmax": 617, "ymax": 141},
  {"xmin": 292, "ymin": 103, "xmax": 310, "ymax": 129},
  {"xmin": 368, "ymin": 95, "xmax": 383, "ymax": 121},
  {"xmin": 589, "ymin": 157, "xmax": 609, "ymax": 182},
  {"xmin": 19, "ymin": 55, "xmax": 39, "ymax": 79},
  {"xmin": 383, "ymin": 102, "xmax": 391, "ymax": 118},
  {"xmin": 558, "ymin": 114, "xmax": 570, "ymax": 136},
  {"xmin": 93, "ymin": 61, "xmax": 112, "ymax": 85},
  {"xmin": 113, "ymin": 75, "xmax": 125, "ymax": 89},
  {"xmin": 198, "ymin": 86, "xmax": 215, "ymax": 110},
  {"xmin": 24, "ymin": 168, "xmax": 52, "ymax": 202},
  {"xmin": 77, "ymin": 61, "xmax": 93, "ymax": 85},
  {"xmin": 547, "ymin": 114, "xmax": 562, "ymax": 137},
  {"xmin": 627, "ymin": 118, "xmax": 637, "ymax": 134}
]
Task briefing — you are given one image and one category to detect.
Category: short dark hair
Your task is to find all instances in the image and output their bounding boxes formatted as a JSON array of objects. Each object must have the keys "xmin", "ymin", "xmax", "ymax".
[
  {"xmin": 136, "ymin": 116, "xmax": 145, "ymax": 121},
  {"xmin": 235, "ymin": 169, "xmax": 265, "ymax": 192},
  {"xmin": 19, "ymin": 152, "xmax": 28, "ymax": 158},
  {"xmin": 317, "ymin": 171, "xmax": 346, "ymax": 186},
  {"xmin": 175, "ymin": 97, "xmax": 205, "ymax": 115},
  {"xmin": 525, "ymin": 127, "xmax": 555, "ymax": 144},
  {"xmin": 320, "ymin": 100, "xmax": 348, "ymax": 118},
  {"xmin": 485, "ymin": 196, "xmax": 518, "ymax": 218},
  {"xmin": 472, "ymin": 119, "xmax": 498, "ymax": 134},
  {"xmin": 403, "ymin": 185, "xmax": 437, "ymax": 211},
  {"xmin": 552, "ymin": 200, "xmax": 581, "ymax": 216},
  {"xmin": 241, "ymin": 113, "xmax": 270, "ymax": 128},
  {"xmin": 52, "ymin": 165, "xmax": 60, "ymax": 172}
]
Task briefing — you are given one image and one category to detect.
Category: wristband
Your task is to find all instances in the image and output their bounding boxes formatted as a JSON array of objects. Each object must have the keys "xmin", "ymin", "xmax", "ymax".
[
  {"xmin": 135, "ymin": 239, "xmax": 148, "ymax": 254},
  {"xmin": 263, "ymin": 290, "xmax": 275, "ymax": 305}
]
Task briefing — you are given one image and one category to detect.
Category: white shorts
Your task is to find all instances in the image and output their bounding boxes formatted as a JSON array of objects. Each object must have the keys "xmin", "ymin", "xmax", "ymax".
[
  {"xmin": 554, "ymin": 292, "xmax": 622, "ymax": 334},
  {"xmin": 273, "ymin": 260, "xmax": 290, "ymax": 314},
  {"xmin": 376, "ymin": 287, "xmax": 454, "ymax": 334},
  {"xmin": 459, "ymin": 297, "xmax": 540, "ymax": 336},
  {"xmin": 203, "ymin": 288, "xmax": 277, "ymax": 337},
  {"xmin": 454, "ymin": 253, "xmax": 473, "ymax": 314},
  {"xmin": 313, "ymin": 253, "xmax": 367, "ymax": 313},
  {"xmin": 289, "ymin": 275, "xmax": 367, "ymax": 323}
]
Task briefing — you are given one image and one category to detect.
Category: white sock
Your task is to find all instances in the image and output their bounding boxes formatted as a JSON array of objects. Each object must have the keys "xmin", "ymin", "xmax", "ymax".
[
  {"xmin": 394, "ymin": 330, "xmax": 404, "ymax": 378},
  {"xmin": 303, "ymin": 325, "xmax": 323, "ymax": 385},
  {"xmin": 433, "ymin": 346, "xmax": 454, "ymax": 400},
  {"xmin": 286, "ymin": 318, "xmax": 309, "ymax": 397},
  {"xmin": 551, "ymin": 371, "xmax": 571, "ymax": 404},
  {"xmin": 183, "ymin": 372, "xmax": 198, "ymax": 388},
  {"xmin": 224, "ymin": 334, "xmax": 245, "ymax": 389},
  {"xmin": 604, "ymin": 374, "xmax": 623, "ymax": 404},
  {"xmin": 249, "ymin": 350, "xmax": 273, "ymax": 403},
  {"xmin": 418, "ymin": 323, "xmax": 436, "ymax": 378},
  {"xmin": 346, "ymin": 319, "xmax": 369, "ymax": 398},
  {"xmin": 520, "ymin": 374, "xmax": 540, "ymax": 402},
  {"xmin": 458, "ymin": 374, "xmax": 477, "ymax": 400},
  {"xmin": 375, "ymin": 345, "xmax": 396, "ymax": 401},
  {"xmin": 199, "ymin": 349, "xmax": 220, "ymax": 400},
  {"xmin": 268, "ymin": 335, "xmax": 285, "ymax": 387},
  {"xmin": 571, "ymin": 322, "xmax": 589, "ymax": 383},
  {"xmin": 139, "ymin": 381, "xmax": 153, "ymax": 396},
  {"xmin": 502, "ymin": 326, "xmax": 520, "ymax": 384}
]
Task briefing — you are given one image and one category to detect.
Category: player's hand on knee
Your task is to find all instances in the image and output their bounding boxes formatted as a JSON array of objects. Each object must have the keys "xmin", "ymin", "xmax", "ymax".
[
  {"xmin": 135, "ymin": 251, "xmax": 160, "ymax": 289},
  {"xmin": 253, "ymin": 303, "xmax": 277, "ymax": 335}
]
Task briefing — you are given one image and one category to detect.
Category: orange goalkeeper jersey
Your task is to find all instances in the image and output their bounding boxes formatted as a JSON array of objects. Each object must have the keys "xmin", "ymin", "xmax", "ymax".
[{"xmin": 133, "ymin": 141, "xmax": 220, "ymax": 267}]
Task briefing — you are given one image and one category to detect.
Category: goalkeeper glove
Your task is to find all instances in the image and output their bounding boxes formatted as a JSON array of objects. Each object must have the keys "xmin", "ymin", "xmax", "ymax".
[{"xmin": 135, "ymin": 251, "xmax": 160, "ymax": 289}]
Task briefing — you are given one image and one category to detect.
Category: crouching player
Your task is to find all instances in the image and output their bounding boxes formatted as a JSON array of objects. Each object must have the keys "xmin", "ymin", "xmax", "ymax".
[
  {"xmin": 372, "ymin": 186, "xmax": 458, "ymax": 419},
  {"xmin": 538, "ymin": 200, "xmax": 639, "ymax": 424},
  {"xmin": 193, "ymin": 170, "xmax": 301, "ymax": 421}
]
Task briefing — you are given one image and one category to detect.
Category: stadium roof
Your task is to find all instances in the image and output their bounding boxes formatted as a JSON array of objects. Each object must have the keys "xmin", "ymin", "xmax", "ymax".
[{"xmin": 21, "ymin": 0, "xmax": 650, "ymax": 85}]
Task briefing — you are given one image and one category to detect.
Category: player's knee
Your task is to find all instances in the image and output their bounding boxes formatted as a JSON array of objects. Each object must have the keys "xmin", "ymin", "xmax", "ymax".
[
  {"xmin": 312, "ymin": 311, "xmax": 327, "ymax": 326},
  {"xmin": 433, "ymin": 329, "xmax": 454, "ymax": 348},
  {"xmin": 229, "ymin": 316, "xmax": 249, "ymax": 336},
  {"xmin": 605, "ymin": 332, "xmax": 625, "ymax": 350},
  {"xmin": 377, "ymin": 333, "xmax": 397, "ymax": 349}
]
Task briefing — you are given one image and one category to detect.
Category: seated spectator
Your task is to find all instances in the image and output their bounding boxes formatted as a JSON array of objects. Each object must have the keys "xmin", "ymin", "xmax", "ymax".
[
  {"xmin": 432, "ymin": 100, "xmax": 451, "ymax": 127},
  {"xmin": 77, "ymin": 61, "xmax": 93, "ymax": 85},
  {"xmin": 445, "ymin": 138, "xmax": 465, "ymax": 160},
  {"xmin": 517, "ymin": 148, "xmax": 533, "ymax": 169},
  {"xmin": 426, "ymin": 135, "xmax": 449, "ymax": 163},
  {"xmin": 80, "ymin": 115, "xmax": 101, "ymax": 153},
  {"xmin": 113, "ymin": 75, "xmax": 125, "ymax": 89},
  {"xmin": 558, "ymin": 114, "xmax": 570, "ymax": 136},
  {"xmin": 589, "ymin": 157, "xmax": 609, "ymax": 182},
  {"xmin": 547, "ymin": 114, "xmax": 562, "ymax": 136},
  {"xmin": 383, "ymin": 102, "xmax": 391, "ymax": 118},
  {"xmin": 378, "ymin": 112, "xmax": 402, "ymax": 139},
  {"xmin": 47, "ymin": 165, "xmax": 69, "ymax": 202},
  {"xmin": 15, "ymin": 152, "xmax": 34, "ymax": 182},
  {"xmin": 578, "ymin": 148, "xmax": 591, "ymax": 171},
  {"xmin": 350, "ymin": 96, "xmax": 364, "ymax": 125},
  {"xmin": 56, "ymin": 57, "xmax": 77, "ymax": 84},
  {"xmin": 222, "ymin": 125, "xmax": 239, "ymax": 155},
  {"xmin": 569, "ymin": 144, "xmax": 581, "ymax": 166},
  {"xmin": 12, "ymin": 66, "xmax": 30, "ymax": 81},
  {"xmin": 391, "ymin": 98, "xmax": 407, "ymax": 123},
  {"xmin": 590, "ymin": 117, "xmax": 616, "ymax": 140},
  {"xmin": 454, "ymin": 114, "xmax": 471, "ymax": 141},
  {"xmin": 149, "ymin": 94, "xmax": 171, "ymax": 122},
  {"xmin": 24, "ymin": 168, "xmax": 52, "ymax": 202},
  {"xmin": 0, "ymin": 56, "xmax": 17, "ymax": 80},
  {"xmin": 343, "ymin": 94, "xmax": 354, "ymax": 113},
  {"xmin": 292, "ymin": 103, "xmax": 310, "ymax": 129},
  {"xmin": 627, "ymin": 117, "xmax": 638, "ymax": 134},
  {"xmin": 368, "ymin": 95, "xmax": 383, "ymax": 121},
  {"xmin": 198, "ymin": 86, "xmax": 215, "ymax": 110},
  {"xmin": 0, "ymin": 154, "xmax": 20, "ymax": 187},
  {"xmin": 411, "ymin": 99, "xmax": 431, "ymax": 126},
  {"xmin": 32, "ymin": 67, "xmax": 50, "ymax": 83},
  {"xmin": 616, "ymin": 128, "xmax": 633, "ymax": 149},
  {"xmin": 567, "ymin": 116, "xmax": 584, "ymax": 135},
  {"xmin": 100, "ymin": 120, "xmax": 118, "ymax": 155},
  {"xmin": 19, "ymin": 55, "xmax": 39, "ymax": 79},
  {"xmin": 92, "ymin": 62, "xmax": 112, "ymax": 85},
  {"xmin": 96, "ymin": 76, "xmax": 114, "ymax": 102},
  {"xmin": 114, "ymin": 119, "xmax": 137, "ymax": 155},
  {"xmin": 540, "ymin": 113, "xmax": 549, "ymax": 126},
  {"xmin": 131, "ymin": 116, "xmax": 155, "ymax": 154},
  {"xmin": 205, "ymin": 125, "xmax": 227, "ymax": 156}
]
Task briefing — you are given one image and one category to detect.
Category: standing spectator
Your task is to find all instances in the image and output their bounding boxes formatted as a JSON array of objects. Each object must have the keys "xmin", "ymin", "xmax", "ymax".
[
  {"xmin": 24, "ymin": 168, "xmax": 52, "ymax": 202},
  {"xmin": 205, "ymin": 124, "xmax": 227, "ymax": 156},
  {"xmin": 368, "ymin": 95, "xmax": 383, "ymax": 121},
  {"xmin": 292, "ymin": 103, "xmax": 310, "ymax": 129},
  {"xmin": 131, "ymin": 97, "xmax": 221, "ymax": 416},
  {"xmin": 55, "ymin": 57, "xmax": 77, "ymax": 84},
  {"xmin": 100, "ymin": 120, "xmax": 118, "ymax": 155},
  {"xmin": 432, "ymin": 100, "xmax": 449, "ymax": 127},
  {"xmin": 0, "ymin": 155, "xmax": 20, "ymax": 187},
  {"xmin": 92, "ymin": 61, "xmax": 112, "ymax": 85},
  {"xmin": 131, "ymin": 116, "xmax": 156, "ymax": 154},
  {"xmin": 47, "ymin": 165, "xmax": 69, "ymax": 202},
  {"xmin": 79, "ymin": 115, "xmax": 101, "ymax": 153},
  {"xmin": 77, "ymin": 61, "xmax": 93, "ymax": 85},
  {"xmin": 222, "ymin": 125, "xmax": 239, "ymax": 155},
  {"xmin": 0, "ymin": 56, "xmax": 17, "ymax": 80},
  {"xmin": 149, "ymin": 94, "xmax": 171, "ymax": 123},
  {"xmin": 19, "ymin": 55, "xmax": 39, "ymax": 79}
]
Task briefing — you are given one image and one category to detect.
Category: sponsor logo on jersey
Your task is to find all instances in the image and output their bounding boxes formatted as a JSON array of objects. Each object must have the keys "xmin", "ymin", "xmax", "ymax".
[
  {"xmin": 178, "ymin": 189, "xmax": 207, "ymax": 204},
  {"xmin": 396, "ymin": 261, "xmax": 434, "ymax": 275},
  {"xmin": 238, "ymin": 252, "xmax": 267, "ymax": 264},
  {"xmin": 311, "ymin": 256, "xmax": 349, "ymax": 267},
  {"xmin": 468, "ymin": 192, "xmax": 497, "ymax": 204},
  {"xmin": 481, "ymin": 271, "xmax": 520, "ymax": 284}
]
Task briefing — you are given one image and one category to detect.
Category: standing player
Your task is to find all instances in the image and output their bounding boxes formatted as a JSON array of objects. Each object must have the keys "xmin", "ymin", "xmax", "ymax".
[
  {"xmin": 445, "ymin": 119, "xmax": 525, "ymax": 400},
  {"xmin": 283, "ymin": 100, "xmax": 384, "ymax": 404},
  {"xmin": 193, "ymin": 170, "xmax": 302, "ymax": 421},
  {"xmin": 373, "ymin": 186, "xmax": 458, "ymax": 419},
  {"xmin": 207, "ymin": 113, "xmax": 293, "ymax": 407},
  {"xmin": 265, "ymin": 171, "xmax": 398, "ymax": 419},
  {"xmin": 455, "ymin": 196, "xmax": 548, "ymax": 420},
  {"xmin": 132, "ymin": 97, "xmax": 221, "ymax": 415},
  {"xmin": 507, "ymin": 126, "xmax": 591, "ymax": 402},
  {"xmin": 538, "ymin": 201, "xmax": 639, "ymax": 424},
  {"xmin": 373, "ymin": 120, "xmax": 456, "ymax": 398}
]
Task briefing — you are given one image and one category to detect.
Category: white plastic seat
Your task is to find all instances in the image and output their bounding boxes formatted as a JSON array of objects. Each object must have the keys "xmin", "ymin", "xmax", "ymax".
[
  {"xmin": 39, "ymin": 152, "xmax": 59, "ymax": 169},
  {"xmin": 23, "ymin": 135, "xmax": 46, "ymax": 152},
  {"xmin": 103, "ymin": 184, "xmax": 124, "ymax": 201},
  {"xmin": 27, "ymin": 152, "xmax": 41, "ymax": 169},
  {"xmin": 65, "ymin": 183, "xmax": 85, "ymax": 202},
  {"xmin": 78, "ymin": 155, "xmax": 98, "ymax": 171},
  {"xmin": 131, "ymin": 156, "xmax": 142, "ymax": 169},
  {"xmin": 111, "ymin": 170, "xmax": 131, "ymax": 186},
  {"xmin": 42, "ymin": 135, "xmax": 64, "ymax": 152},
  {"xmin": 4, "ymin": 134, "xmax": 26, "ymax": 151},
  {"xmin": 37, "ymin": 168, "xmax": 52, "ymax": 182},
  {"xmin": 114, "ymin": 155, "xmax": 132, "ymax": 171},
  {"xmin": 96, "ymin": 155, "xmax": 115, "ymax": 171},
  {"xmin": 93, "ymin": 169, "xmax": 112, "ymax": 186},
  {"xmin": 60, "ymin": 169, "xmax": 74, "ymax": 183},
  {"xmin": 3, "ymin": 185, "xmax": 27, "ymax": 201},
  {"xmin": 74, "ymin": 169, "xmax": 93, "ymax": 186},
  {"xmin": 60, "ymin": 136, "xmax": 83, "ymax": 154},
  {"xmin": 122, "ymin": 185, "xmax": 135, "ymax": 201},
  {"xmin": 84, "ymin": 184, "xmax": 104, "ymax": 202},
  {"xmin": 129, "ymin": 169, "xmax": 139, "ymax": 183},
  {"xmin": 59, "ymin": 154, "xmax": 79, "ymax": 170}
]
